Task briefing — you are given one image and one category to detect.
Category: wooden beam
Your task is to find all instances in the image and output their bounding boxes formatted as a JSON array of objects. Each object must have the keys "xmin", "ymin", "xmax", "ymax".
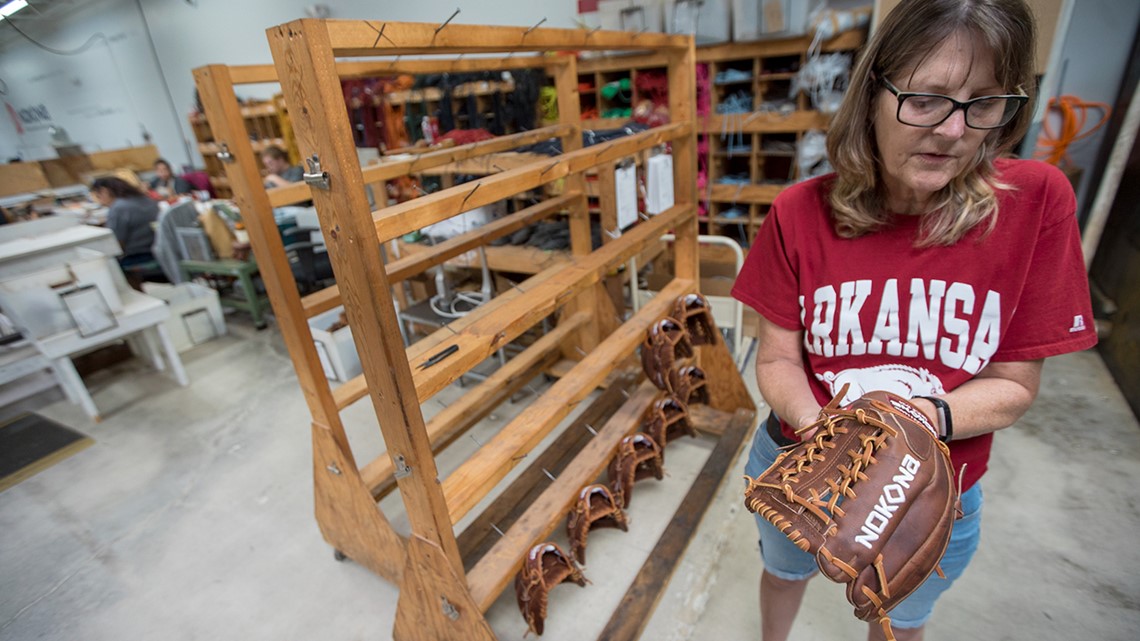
[
  {"xmin": 466, "ymin": 379, "xmax": 663, "ymax": 611},
  {"xmin": 268, "ymin": 18, "xmax": 463, "ymax": 573},
  {"xmin": 266, "ymin": 124, "xmax": 573, "ymax": 208},
  {"xmin": 596, "ymin": 408, "xmax": 756, "ymax": 641},
  {"xmin": 442, "ymin": 277, "xmax": 697, "ymax": 525},
  {"xmin": 386, "ymin": 192, "xmax": 576, "ymax": 282},
  {"xmin": 455, "ymin": 372, "xmax": 637, "ymax": 569},
  {"xmin": 357, "ymin": 312, "xmax": 588, "ymax": 500},
  {"xmin": 372, "ymin": 122, "xmax": 691, "ymax": 243},
  {"xmin": 321, "ymin": 20, "xmax": 691, "ymax": 56},
  {"xmin": 407, "ymin": 204, "xmax": 693, "ymax": 403},
  {"xmin": 412, "ymin": 152, "xmax": 548, "ymax": 176},
  {"xmin": 228, "ymin": 55, "xmax": 564, "ymax": 86},
  {"xmin": 332, "ymin": 265, "xmax": 564, "ymax": 411},
  {"xmin": 669, "ymin": 44, "xmax": 700, "ymax": 284},
  {"xmin": 300, "ymin": 285, "xmax": 342, "ymax": 319},
  {"xmin": 299, "ymin": 191, "xmax": 577, "ymax": 320}
]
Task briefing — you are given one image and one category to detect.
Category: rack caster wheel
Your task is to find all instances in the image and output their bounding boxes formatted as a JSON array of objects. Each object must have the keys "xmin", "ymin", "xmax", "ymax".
[{"xmin": 333, "ymin": 549, "xmax": 347, "ymax": 562}]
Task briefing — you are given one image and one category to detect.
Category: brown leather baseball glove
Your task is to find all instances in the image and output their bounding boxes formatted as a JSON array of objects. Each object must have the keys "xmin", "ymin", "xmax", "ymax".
[
  {"xmin": 667, "ymin": 365, "xmax": 709, "ymax": 405},
  {"xmin": 743, "ymin": 385, "xmax": 959, "ymax": 640},
  {"xmin": 566, "ymin": 484, "xmax": 629, "ymax": 565},
  {"xmin": 642, "ymin": 395, "xmax": 695, "ymax": 452},
  {"xmin": 640, "ymin": 317, "xmax": 693, "ymax": 390},
  {"xmin": 514, "ymin": 542, "xmax": 588, "ymax": 636},
  {"xmin": 671, "ymin": 292, "xmax": 718, "ymax": 346},
  {"xmin": 608, "ymin": 433, "xmax": 665, "ymax": 508}
]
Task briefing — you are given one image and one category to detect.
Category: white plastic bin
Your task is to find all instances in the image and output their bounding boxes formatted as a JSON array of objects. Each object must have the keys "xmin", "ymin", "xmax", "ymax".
[
  {"xmin": 143, "ymin": 282, "xmax": 227, "ymax": 352},
  {"xmin": 308, "ymin": 306, "xmax": 361, "ymax": 382}
]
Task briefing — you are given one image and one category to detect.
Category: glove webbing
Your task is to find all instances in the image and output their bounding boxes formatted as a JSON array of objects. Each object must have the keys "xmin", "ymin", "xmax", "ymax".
[{"xmin": 746, "ymin": 405, "xmax": 899, "ymax": 551}]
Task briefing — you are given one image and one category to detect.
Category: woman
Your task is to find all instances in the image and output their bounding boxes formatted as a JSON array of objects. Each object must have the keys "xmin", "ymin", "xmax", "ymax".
[
  {"xmin": 730, "ymin": 1, "xmax": 1096, "ymax": 639},
  {"xmin": 91, "ymin": 176, "xmax": 160, "ymax": 268},
  {"xmin": 149, "ymin": 158, "xmax": 192, "ymax": 198}
]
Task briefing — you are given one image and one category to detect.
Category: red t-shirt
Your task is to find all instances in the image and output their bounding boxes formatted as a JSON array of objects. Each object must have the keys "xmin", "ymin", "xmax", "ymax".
[{"xmin": 731, "ymin": 158, "xmax": 1097, "ymax": 490}]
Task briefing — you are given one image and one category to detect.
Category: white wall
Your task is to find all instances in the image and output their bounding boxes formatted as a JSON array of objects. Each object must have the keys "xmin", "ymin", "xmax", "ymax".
[
  {"xmin": 0, "ymin": 0, "xmax": 578, "ymax": 170},
  {"xmin": 0, "ymin": 0, "xmax": 175, "ymax": 164},
  {"xmin": 1028, "ymin": 0, "xmax": 1140, "ymax": 214}
]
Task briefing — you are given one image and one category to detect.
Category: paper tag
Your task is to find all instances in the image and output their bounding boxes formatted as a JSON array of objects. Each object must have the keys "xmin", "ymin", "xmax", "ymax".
[
  {"xmin": 615, "ymin": 162, "xmax": 638, "ymax": 230},
  {"xmin": 645, "ymin": 153, "xmax": 674, "ymax": 215}
]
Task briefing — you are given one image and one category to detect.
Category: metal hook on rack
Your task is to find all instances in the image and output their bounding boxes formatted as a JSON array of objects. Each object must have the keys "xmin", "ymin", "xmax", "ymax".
[
  {"xmin": 524, "ymin": 17, "xmax": 547, "ymax": 36},
  {"xmin": 435, "ymin": 8, "xmax": 460, "ymax": 35},
  {"xmin": 367, "ymin": 22, "xmax": 396, "ymax": 48}
]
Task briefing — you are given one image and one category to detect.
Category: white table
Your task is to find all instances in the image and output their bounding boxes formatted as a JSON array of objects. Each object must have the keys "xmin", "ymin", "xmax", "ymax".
[
  {"xmin": 0, "ymin": 222, "xmax": 121, "ymax": 281},
  {"xmin": 30, "ymin": 290, "xmax": 188, "ymax": 421}
]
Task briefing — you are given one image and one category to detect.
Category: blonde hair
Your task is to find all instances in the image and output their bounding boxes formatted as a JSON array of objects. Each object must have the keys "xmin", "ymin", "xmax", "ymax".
[{"xmin": 826, "ymin": 0, "xmax": 1036, "ymax": 246}]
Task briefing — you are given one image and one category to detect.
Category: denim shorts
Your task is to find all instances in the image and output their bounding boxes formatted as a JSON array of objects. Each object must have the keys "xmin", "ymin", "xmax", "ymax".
[{"xmin": 745, "ymin": 416, "xmax": 984, "ymax": 629}]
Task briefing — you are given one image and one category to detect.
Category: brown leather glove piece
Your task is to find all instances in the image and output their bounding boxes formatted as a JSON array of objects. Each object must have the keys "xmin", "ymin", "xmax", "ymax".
[
  {"xmin": 671, "ymin": 293, "xmax": 719, "ymax": 346},
  {"xmin": 642, "ymin": 395, "xmax": 695, "ymax": 453},
  {"xmin": 667, "ymin": 365, "xmax": 709, "ymax": 405},
  {"xmin": 566, "ymin": 484, "xmax": 629, "ymax": 565},
  {"xmin": 640, "ymin": 317, "xmax": 693, "ymax": 390},
  {"xmin": 608, "ymin": 433, "xmax": 665, "ymax": 508},
  {"xmin": 514, "ymin": 542, "xmax": 588, "ymax": 636},
  {"xmin": 742, "ymin": 385, "xmax": 958, "ymax": 641}
]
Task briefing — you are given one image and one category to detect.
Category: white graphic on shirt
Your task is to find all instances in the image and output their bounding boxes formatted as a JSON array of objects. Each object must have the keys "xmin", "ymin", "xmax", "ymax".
[
  {"xmin": 1069, "ymin": 315, "xmax": 1086, "ymax": 333},
  {"xmin": 801, "ymin": 278, "xmax": 1002, "ymax": 375},
  {"xmin": 816, "ymin": 364, "xmax": 946, "ymax": 405}
]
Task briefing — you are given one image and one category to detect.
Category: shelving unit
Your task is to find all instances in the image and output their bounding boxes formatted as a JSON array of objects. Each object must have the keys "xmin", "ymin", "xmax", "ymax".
[
  {"xmin": 580, "ymin": 28, "xmax": 867, "ymax": 248},
  {"xmin": 193, "ymin": 52, "xmax": 578, "ymax": 585},
  {"xmin": 188, "ymin": 99, "xmax": 299, "ymax": 198},
  {"xmin": 204, "ymin": 18, "xmax": 756, "ymax": 641}
]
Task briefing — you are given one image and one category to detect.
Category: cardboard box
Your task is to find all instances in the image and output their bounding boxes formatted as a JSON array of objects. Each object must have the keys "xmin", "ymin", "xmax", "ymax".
[
  {"xmin": 667, "ymin": 0, "xmax": 732, "ymax": 45},
  {"xmin": 733, "ymin": 0, "xmax": 816, "ymax": 41},
  {"xmin": 143, "ymin": 282, "xmax": 226, "ymax": 352},
  {"xmin": 308, "ymin": 306, "xmax": 361, "ymax": 382}
]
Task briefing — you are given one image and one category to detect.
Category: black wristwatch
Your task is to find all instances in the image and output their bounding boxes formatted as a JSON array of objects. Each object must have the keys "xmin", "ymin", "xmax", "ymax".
[{"xmin": 917, "ymin": 396, "xmax": 953, "ymax": 443}]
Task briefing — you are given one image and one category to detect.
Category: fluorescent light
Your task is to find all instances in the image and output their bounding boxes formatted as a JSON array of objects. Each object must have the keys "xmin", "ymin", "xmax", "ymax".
[{"xmin": 0, "ymin": 0, "xmax": 29, "ymax": 20}]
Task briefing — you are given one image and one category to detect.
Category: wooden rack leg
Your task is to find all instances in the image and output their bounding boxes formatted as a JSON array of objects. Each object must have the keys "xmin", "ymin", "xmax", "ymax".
[
  {"xmin": 312, "ymin": 423, "xmax": 407, "ymax": 582},
  {"xmin": 696, "ymin": 334, "xmax": 755, "ymax": 413},
  {"xmin": 394, "ymin": 536, "xmax": 497, "ymax": 641}
]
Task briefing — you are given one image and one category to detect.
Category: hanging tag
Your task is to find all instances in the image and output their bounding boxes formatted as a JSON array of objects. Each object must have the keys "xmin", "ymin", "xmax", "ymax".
[
  {"xmin": 615, "ymin": 160, "xmax": 638, "ymax": 230},
  {"xmin": 645, "ymin": 153, "xmax": 674, "ymax": 215}
]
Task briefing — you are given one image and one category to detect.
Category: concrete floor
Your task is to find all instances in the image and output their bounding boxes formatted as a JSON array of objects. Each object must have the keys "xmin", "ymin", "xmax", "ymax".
[{"xmin": 1, "ymin": 316, "xmax": 1138, "ymax": 641}]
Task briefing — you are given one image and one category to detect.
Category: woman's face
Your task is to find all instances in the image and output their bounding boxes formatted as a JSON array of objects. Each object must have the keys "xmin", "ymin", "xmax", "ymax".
[
  {"xmin": 873, "ymin": 30, "xmax": 1000, "ymax": 214},
  {"xmin": 155, "ymin": 162, "xmax": 172, "ymax": 180}
]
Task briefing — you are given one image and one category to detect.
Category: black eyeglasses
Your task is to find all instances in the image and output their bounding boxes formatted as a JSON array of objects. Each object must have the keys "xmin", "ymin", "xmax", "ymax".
[{"xmin": 880, "ymin": 76, "xmax": 1028, "ymax": 130}]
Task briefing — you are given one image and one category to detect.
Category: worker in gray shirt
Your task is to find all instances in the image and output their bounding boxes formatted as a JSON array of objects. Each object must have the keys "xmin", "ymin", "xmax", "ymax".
[
  {"xmin": 260, "ymin": 145, "xmax": 304, "ymax": 188},
  {"xmin": 91, "ymin": 176, "xmax": 160, "ymax": 268}
]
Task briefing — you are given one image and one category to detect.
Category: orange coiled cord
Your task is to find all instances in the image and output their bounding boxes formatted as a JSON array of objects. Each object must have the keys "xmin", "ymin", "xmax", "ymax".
[{"xmin": 1034, "ymin": 95, "xmax": 1111, "ymax": 166}]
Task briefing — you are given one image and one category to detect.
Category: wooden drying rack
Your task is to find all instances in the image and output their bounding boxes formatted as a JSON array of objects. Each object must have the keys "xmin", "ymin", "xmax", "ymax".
[{"xmin": 195, "ymin": 19, "xmax": 756, "ymax": 640}]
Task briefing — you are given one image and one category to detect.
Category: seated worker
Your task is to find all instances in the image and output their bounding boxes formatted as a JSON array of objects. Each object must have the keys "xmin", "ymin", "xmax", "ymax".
[
  {"xmin": 260, "ymin": 145, "xmax": 303, "ymax": 188},
  {"xmin": 149, "ymin": 158, "xmax": 193, "ymax": 198},
  {"xmin": 91, "ymin": 176, "xmax": 160, "ymax": 268}
]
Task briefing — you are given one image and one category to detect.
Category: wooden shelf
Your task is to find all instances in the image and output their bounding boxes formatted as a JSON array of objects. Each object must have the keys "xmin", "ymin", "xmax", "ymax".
[
  {"xmin": 202, "ymin": 20, "xmax": 757, "ymax": 640},
  {"xmin": 700, "ymin": 110, "xmax": 833, "ymax": 133},
  {"xmin": 383, "ymin": 80, "xmax": 516, "ymax": 106},
  {"xmin": 703, "ymin": 183, "xmax": 784, "ymax": 204}
]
